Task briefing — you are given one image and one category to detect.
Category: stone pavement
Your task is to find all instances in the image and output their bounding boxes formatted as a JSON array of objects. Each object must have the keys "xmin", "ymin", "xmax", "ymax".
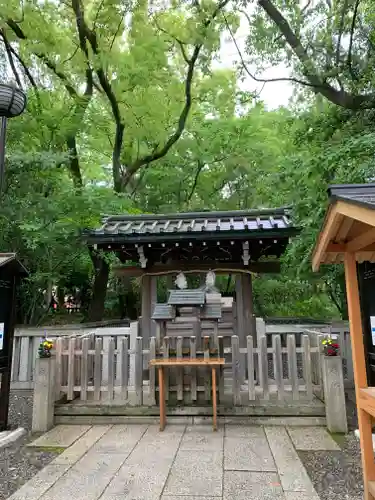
[{"xmin": 8, "ymin": 423, "xmax": 340, "ymax": 500}]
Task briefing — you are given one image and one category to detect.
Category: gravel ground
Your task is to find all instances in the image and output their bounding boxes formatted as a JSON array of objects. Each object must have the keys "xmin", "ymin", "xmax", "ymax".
[
  {"xmin": 299, "ymin": 394, "xmax": 363, "ymax": 500},
  {"xmin": 0, "ymin": 390, "xmax": 61, "ymax": 500}
]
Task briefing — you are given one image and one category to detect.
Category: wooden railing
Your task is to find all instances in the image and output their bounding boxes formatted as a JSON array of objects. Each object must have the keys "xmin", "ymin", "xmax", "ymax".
[
  {"xmin": 54, "ymin": 333, "xmax": 321, "ymax": 405},
  {"xmin": 11, "ymin": 320, "xmax": 354, "ymax": 392},
  {"xmin": 11, "ymin": 323, "xmax": 135, "ymax": 389}
]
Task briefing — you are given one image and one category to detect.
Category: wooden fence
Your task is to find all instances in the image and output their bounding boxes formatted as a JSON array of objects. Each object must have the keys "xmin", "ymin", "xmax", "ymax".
[
  {"xmin": 11, "ymin": 323, "xmax": 135, "ymax": 389},
  {"xmin": 54, "ymin": 333, "xmax": 321, "ymax": 406},
  {"xmin": 11, "ymin": 320, "xmax": 354, "ymax": 392}
]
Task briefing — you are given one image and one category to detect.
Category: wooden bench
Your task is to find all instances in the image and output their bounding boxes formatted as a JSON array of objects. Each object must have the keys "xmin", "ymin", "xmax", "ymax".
[{"xmin": 149, "ymin": 358, "xmax": 225, "ymax": 431}]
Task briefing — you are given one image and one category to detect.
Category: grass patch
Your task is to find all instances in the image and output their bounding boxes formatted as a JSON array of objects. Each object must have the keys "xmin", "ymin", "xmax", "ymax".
[
  {"xmin": 329, "ymin": 432, "xmax": 347, "ymax": 447},
  {"xmin": 28, "ymin": 446, "xmax": 65, "ymax": 453}
]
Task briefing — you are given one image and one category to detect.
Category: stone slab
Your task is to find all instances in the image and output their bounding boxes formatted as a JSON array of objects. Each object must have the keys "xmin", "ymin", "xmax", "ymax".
[
  {"xmin": 164, "ymin": 450, "xmax": 223, "ymax": 496},
  {"xmin": 91, "ymin": 424, "xmax": 148, "ymax": 454},
  {"xmin": 224, "ymin": 471, "xmax": 284, "ymax": 500},
  {"xmin": 53, "ymin": 425, "xmax": 112, "ymax": 465},
  {"xmin": 224, "ymin": 427, "xmax": 276, "ymax": 472},
  {"xmin": 179, "ymin": 425, "xmax": 224, "ymax": 451},
  {"xmin": 125, "ymin": 425, "xmax": 185, "ymax": 466},
  {"xmin": 265, "ymin": 426, "xmax": 317, "ymax": 493},
  {"xmin": 41, "ymin": 451, "xmax": 126, "ymax": 500},
  {"xmin": 225, "ymin": 425, "xmax": 267, "ymax": 438},
  {"xmin": 28, "ymin": 425, "xmax": 90, "ymax": 448},
  {"xmin": 285, "ymin": 493, "xmax": 320, "ymax": 500},
  {"xmin": 8, "ymin": 464, "xmax": 70, "ymax": 500},
  {"xmin": 100, "ymin": 462, "xmax": 171, "ymax": 500},
  {"xmin": 162, "ymin": 497, "xmax": 220, "ymax": 500},
  {"xmin": 287, "ymin": 426, "xmax": 340, "ymax": 451}
]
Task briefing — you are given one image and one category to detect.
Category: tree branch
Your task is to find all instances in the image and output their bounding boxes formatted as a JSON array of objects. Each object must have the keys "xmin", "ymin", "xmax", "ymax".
[
  {"xmin": 2, "ymin": 33, "xmax": 22, "ymax": 87},
  {"xmin": 257, "ymin": 0, "xmax": 375, "ymax": 109},
  {"xmin": 0, "ymin": 32, "xmax": 41, "ymax": 110},
  {"xmin": 347, "ymin": 0, "xmax": 360, "ymax": 81},
  {"xmin": 120, "ymin": 0, "xmax": 230, "ymax": 188},
  {"xmin": 223, "ymin": 13, "xmax": 315, "ymax": 88},
  {"xmin": 71, "ymin": 0, "xmax": 124, "ymax": 192},
  {"xmin": 187, "ymin": 159, "xmax": 205, "ymax": 202},
  {"xmin": 335, "ymin": 0, "xmax": 348, "ymax": 68}
]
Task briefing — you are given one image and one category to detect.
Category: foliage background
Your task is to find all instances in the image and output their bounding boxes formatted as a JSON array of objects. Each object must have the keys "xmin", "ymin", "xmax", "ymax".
[{"xmin": 1, "ymin": 0, "xmax": 374, "ymax": 324}]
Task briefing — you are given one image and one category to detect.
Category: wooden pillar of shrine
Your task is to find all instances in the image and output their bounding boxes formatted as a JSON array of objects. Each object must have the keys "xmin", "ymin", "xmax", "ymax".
[
  {"xmin": 236, "ymin": 273, "xmax": 255, "ymax": 381},
  {"xmin": 242, "ymin": 272, "xmax": 256, "ymax": 343},
  {"xmin": 344, "ymin": 253, "xmax": 375, "ymax": 499},
  {"xmin": 141, "ymin": 275, "xmax": 157, "ymax": 347},
  {"xmin": 235, "ymin": 273, "xmax": 255, "ymax": 346}
]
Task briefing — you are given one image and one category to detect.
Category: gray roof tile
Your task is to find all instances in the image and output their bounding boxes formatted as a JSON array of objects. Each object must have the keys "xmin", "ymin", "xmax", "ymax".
[
  {"xmin": 91, "ymin": 208, "xmax": 292, "ymax": 238},
  {"xmin": 329, "ymin": 184, "xmax": 375, "ymax": 210}
]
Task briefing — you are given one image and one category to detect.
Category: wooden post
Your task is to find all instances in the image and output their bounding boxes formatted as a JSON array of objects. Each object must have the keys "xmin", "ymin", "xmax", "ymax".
[
  {"xmin": 94, "ymin": 338, "xmax": 102, "ymax": 401},
  {"xmin": 212, "ymin": 367, "xmax": 217, "ymax": 431},
  {"xmin": 247, "ymin": 336, "xmax": 255, "ymax": 400},
  {"xmin": 190, "ymin": 336, "xmax": 197, "ymax": 402},
  {"xmin": 80, "ymin": 337, "xmax": 89, "ymax": 401},
  {"xmin": 120, "ymin": 337, "xmax": 128, "ymax": 401},
  {"xmin": 259, "ymin": 335, "xmax": 269, "ymax": 400},
  {"xmin": 107, "ymin": 337, "xmax": 115, "ymax": 403},
  {"xmin": 231, "ymin": 335, "xmax": 241, "ymax": 405},
  {"xmin": 135, "ymin": 336, "xmax": 143, "ymax": 405},
  {"xmin": 273, "ymin": 335, "xmax": 284, "ymax": 401},
  {"xmin": 141, "ymin": 275, "xmax": 151, "ymax": 347},
  {"xmin": 149, "ymin": 337, "xmax": 156, "ymax": 405},
  {"xmin": 242, "ymin": 273, "xmax": 256, "ymax": 342},
  {"xmin": 235, "ymin": 275, "xmax": 245, "ymax": 345},
  {"xmin": 158, "ymin": 367, "xmax": 166, "ymax": 431},
  {"xmin": 235, "ymin": 275, "xmax": 246, "ymax": 382},
  {"xmin": 287, "ymin": 334, "xmax": 299, "ymax": 400},
  {"xmin": 344, "ymin": 252, "xmax": 375, "ymax": 498},
  {"xmin": 150, "ymin": 276, "xmax": 157, "ymax": 339}
]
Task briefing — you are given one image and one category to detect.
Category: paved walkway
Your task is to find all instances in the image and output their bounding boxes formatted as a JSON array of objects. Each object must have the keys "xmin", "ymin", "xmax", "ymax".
[{"xmin": 8, "ymin": 424, "xmax": 340, "ymax": 500}]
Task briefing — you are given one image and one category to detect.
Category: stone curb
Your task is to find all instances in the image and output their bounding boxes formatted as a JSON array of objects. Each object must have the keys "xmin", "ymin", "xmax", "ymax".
[{"xmin": 0, "ymin": 427, "xmax": 26, "ymax": 448}]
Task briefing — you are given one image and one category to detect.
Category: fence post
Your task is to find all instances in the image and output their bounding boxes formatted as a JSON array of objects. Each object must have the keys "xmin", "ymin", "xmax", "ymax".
[
  {"xmin": 321, "ymin": 355, "xmax": 348, "ymax": 433},
  {"xmin": 32, "ymin": 356, "xmax": 56, "ymax": 432},
  {"xmin": 231, "ymin": 335, "xmax": 241, "ymax": 406},
  {"xmin": 256, "ymin": 318, "xmax": 266, "ymax": 383},
  {"xmin": 135, "ymin": 336, "xmax": 143, "ymax": 405}
]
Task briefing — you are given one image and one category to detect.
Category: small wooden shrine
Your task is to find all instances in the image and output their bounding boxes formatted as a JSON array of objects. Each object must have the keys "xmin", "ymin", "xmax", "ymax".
[{"xmin": 85, "ymin": 207, "xmax": 298, "ymax": 349}]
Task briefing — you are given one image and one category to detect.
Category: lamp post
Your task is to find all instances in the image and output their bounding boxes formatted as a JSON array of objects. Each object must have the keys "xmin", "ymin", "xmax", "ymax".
[{"xmin": 0, "ymin": 83, "xmax": 27, "ymax": 193}]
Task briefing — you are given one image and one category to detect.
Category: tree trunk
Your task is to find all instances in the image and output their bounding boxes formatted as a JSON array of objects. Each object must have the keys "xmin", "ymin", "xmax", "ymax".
[{"xmin": 87, "ymin": 252, "xmax": 110, "ymax": 322}]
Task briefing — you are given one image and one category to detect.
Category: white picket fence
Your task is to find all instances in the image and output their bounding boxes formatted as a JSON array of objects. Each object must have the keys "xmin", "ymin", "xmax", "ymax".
[
  {"xmin": 11, "ymin": 323, "xmax": 136, "ymax": 389},
  {"xmin": 11, "ymin": 320, "xmax": 354, "ymax": 392},
  {"xmin": 52, "ymin": 332, "xmax": 324, "ymax": 406}
]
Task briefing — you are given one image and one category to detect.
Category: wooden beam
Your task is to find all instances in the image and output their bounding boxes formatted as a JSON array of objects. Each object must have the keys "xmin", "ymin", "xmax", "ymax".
[
  {"xmin": 346, "ymin": 228, "xmax": 375, "ymax": 253},
  {"xmin": 336, "ymin": 217, "xmax": 354, "ymax": 242},
  {"xmin": 326, "ymin": 243, "xmax": 347, "ymax": 253},
  {"xmin": 114, "ymin": 261, "xmax": 281, "ymax": 277},
  {"xmin": 337, "ymin": 199, "xmax": 375, "ymax": 227},
  {"xmin": 312, "ymin": 205, "xmax": 343, "ymax": 271},
  {"xmin": 344, "ymin": 253, "xmax": 368, "ymax": 389},
  {"xmin": 344, "ymin": 252, "xmax": 375, "ymax": 498}
]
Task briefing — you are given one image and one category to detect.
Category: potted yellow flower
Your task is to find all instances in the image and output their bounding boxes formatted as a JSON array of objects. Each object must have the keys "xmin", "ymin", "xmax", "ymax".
[{"xmin": 38, "ymin": 337, "xmax": 53, "ymax": 358}]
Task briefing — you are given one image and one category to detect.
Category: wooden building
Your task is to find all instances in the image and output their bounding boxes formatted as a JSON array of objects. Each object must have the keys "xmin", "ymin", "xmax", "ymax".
[
  {"xmin": 312, "ymin": 184, "xmax": 375, "ymax": 500},
  {"xmin": 85, "ymin": 207, "xmax": 298, "ymax": 348}
]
